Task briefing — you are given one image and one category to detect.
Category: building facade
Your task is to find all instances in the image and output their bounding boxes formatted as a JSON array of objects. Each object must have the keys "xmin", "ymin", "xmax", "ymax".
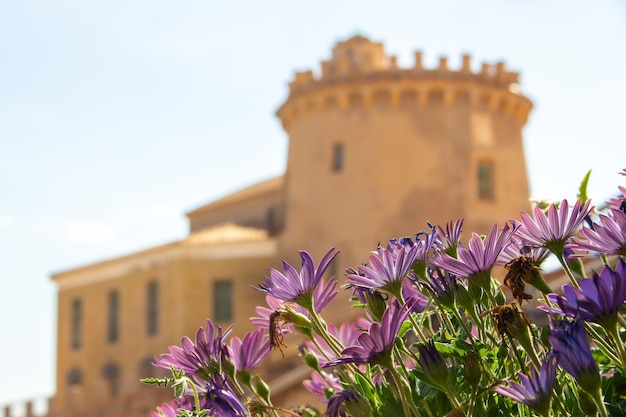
[{"xmin": 44, "ymin": 35, "xmax": 532, "ymax": 417}]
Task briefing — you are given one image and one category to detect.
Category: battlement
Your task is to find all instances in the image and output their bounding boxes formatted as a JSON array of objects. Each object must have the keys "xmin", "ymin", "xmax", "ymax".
[
  {"xmin": 277, "ymin": 35, "xmax": 532, "ymax": 129},
  {"xmin": 288, "ymin": 35, "xmax": 522, "ymax": 93}
]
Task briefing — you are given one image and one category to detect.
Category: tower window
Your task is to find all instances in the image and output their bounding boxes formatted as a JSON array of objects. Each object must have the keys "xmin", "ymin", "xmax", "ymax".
[
  {"xmin": 108, "ymin": 290, "xmax": 120, "ymax": 343},
  {"xmin": 146, "ymin": 281, "xmax": 159, "ymax": 336},
  {"xmin": 213, "ymin": 280, "xmax": 233, "ymax": 322},
  {"xmin": 477, "ymin": 161, "xmax": 495, "ymax": 200},
  {"xmin": 67, "ymin": 368, "xmax": 83, "ymax": 386},
  {"xmin": 332, "ymin": 143, "xmax": 344, "ymax": 172},
  {"xmin": 71, "ymin": 298, "xmax": 82, "ymax": 350}
]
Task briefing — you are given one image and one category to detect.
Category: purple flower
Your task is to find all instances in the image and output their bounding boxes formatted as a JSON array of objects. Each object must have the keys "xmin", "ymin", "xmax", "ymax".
[
  {"xmin": 228, "ymin": 328, "xmax": 269, "ymax": 372},
  {"xmin": 149, "ymin": 403, "xmax": 177, "ymax": 417},
  {"xmin": 323, "ymin": 300, "xmax": 410, "ymax": 368},
  {"xmin": 435, "ymin": 219, "xmax": 464, "ymax": 257},
  {"xmin": 497, "ymin": 236, "xmax": 551, "ymax": 268},
  {"xmin": 325, "ymin": 390, "xmax": 371, "ymax": 417},
  {"xmin": 493, "ymin": 356, "xmax": 557, "ymax": 416},
  {"xmin": 154, "ymin": 320, "xmax": 231, "ymax": 379},
  {"xmin": 401, "ymin": 279, "xmax": 430, "ymax": 313},
  {"xmin": 302, "ymin": 371, "xmax": 341, "ymax": 399},
  {"xmin": 514, "ymin": 199, "xmax": 593, "ymax": 255},
  {"xmin": 257, "ymin": 248, "xmax": 338, "ymax": 310},
  {"xmin": 387, "ymin": 224, "xmax": 438, "ymax": 279},
  {"xmin": 548, "ymin": 318, "xmax": 600, "ymax": 392},
  {"xmin": 540, "ymin": 259, "xmax": 626, "ymax": 329},
  {"xmin": 568, "ymin": 209, "xmax": 626, "ymax": 257},
  {"xmin": 346, "ymin": 243, "xmax": 418, "ymax": 297},
  {"xmin": 303, "ymin": 323, "xmax": 361, "ymax": 367},
  {"xmin": 416, "ymin": 340, "xmax": 449, "ymax": 389},
  {"xmin": 430, "ymin": 222, "xmax": 516, "ymax": 286},
  {"xmin": 199, "ymin": 374, "xmax": 248, "ymax": 416},
  {"xmin": 420, "ymin": 268, "xmax": 459, "ymax": 308}
]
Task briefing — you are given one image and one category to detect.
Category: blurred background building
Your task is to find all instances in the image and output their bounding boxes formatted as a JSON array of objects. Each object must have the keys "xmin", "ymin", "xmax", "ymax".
[{"xmin": 23, "ymin": 35, "xmax": 533, "ymax": 417}]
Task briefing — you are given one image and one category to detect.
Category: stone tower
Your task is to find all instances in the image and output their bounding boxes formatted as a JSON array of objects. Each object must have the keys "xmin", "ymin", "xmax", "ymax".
[{"xmin": 276, "ymin": 35, "xmax": 532, "ymax": 268}]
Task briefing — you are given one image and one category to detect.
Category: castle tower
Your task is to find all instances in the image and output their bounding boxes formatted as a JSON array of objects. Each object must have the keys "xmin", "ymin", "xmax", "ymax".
[{"xmin": 276, "ymin": 35, "xmax": 532, "ymax": 268}]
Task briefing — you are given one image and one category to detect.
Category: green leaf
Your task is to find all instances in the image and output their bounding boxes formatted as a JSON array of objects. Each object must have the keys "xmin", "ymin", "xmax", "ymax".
[{"xmin": 577, "ymin": 169, "xmax": 592, "ymax": 203}]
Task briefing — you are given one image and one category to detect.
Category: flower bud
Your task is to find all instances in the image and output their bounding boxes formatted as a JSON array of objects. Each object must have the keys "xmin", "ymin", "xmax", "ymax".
[
  {"xmin": 253, "ymin": 374, "xmax": 271, "ymax": 403},
  {"xmin": 416, "ymin": 340, "xmax": 450, "ymax": 390},
  {"xmin": 463, "ymin": 352, "xmax": 481, "ymax": 388},
  {"xmin": 298, "ymin": 344, "xmax": 320, "ymax": 371},
  {"xmin": 578, "ymin": 391, "xmax": 597, "ymax": 416}
]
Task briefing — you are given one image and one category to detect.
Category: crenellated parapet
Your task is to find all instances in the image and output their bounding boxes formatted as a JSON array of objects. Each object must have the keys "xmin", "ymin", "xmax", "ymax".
[{"xmin": 277, "ymin": 35, "xmax": 532, "ymax": 129}]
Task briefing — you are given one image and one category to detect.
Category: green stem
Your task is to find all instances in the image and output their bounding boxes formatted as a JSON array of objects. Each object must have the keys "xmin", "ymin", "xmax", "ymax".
[
  {"xmin": 589, "ymin": 387, "xmax": 609, "ymax": 417},
  {"xmin": 556, "ymin": 254, "xmax": 581, "ymax": 289},
  {"xmin": 606, "ymin": 322, "xmax": 626, "ymax": 370}
]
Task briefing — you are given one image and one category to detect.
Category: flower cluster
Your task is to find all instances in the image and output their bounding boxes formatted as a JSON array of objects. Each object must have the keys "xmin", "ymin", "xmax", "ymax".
[{"xmin": 145, "ymin": 169, "xmax": 626, "ymax": 417}]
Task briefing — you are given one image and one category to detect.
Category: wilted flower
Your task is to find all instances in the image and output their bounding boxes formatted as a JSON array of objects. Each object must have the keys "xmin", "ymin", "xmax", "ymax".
[
  {"xmin": 257, "ymin": 248, "xmax": 339, "ymax": 311},
  {"xmin": 493, "ymin": 356, "xmax": 557, "ymax": 416},
  {"xmin": 514, "ymin": 199, "xmax": 593, "ymax": 255},
  {"xmin": 568, "ymin": 209, "xmax": 626, "ymax": 257},
  {"xmin": 540, "ymin": 259, "xmax": 626, "ymax": 330},
  {"xmin": 548, "ymin": 318, "xmax": 600, "ymax": 393}
]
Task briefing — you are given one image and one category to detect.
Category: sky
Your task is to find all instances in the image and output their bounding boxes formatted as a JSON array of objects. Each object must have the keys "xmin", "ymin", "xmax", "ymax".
[{"xmin": 1, "ymin": 0, "xmax": 625, "ymax": 409}]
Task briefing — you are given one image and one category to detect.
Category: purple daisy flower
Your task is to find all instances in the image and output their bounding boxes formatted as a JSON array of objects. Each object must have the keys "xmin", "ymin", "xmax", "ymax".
[
  {"xmin": 149, "ymin": 403, "xmax": 177, "ymax": 417},
  {"xmin": 346, "ymin": 243, "xmax": 418, "ymax": 297},
  {"xmin": 435, "ymin": 219, "xmax": 464, "ymax": 257},
  {"xmin": 416, "ymin": 340, "xmax": 450, "ymax": 389},
  {"xmin": 402, "ymin": 279, "xmax": 430, "ymax": 313},
  {"xmin": 154, "ymin": 320, "xmax": 231, "ymax": 379},
  {"xmin": 323, "ymin": 300, "xmax": 410, "ymax": 368},
  {"xmin": 257, "ymin": 248, "xmax": 338, "ymax": 310},
  {"xmin": 514, "ymin": 199, "xmax": 593, "ymax": 255},
  {"xmin": 567, "ymin": 209, "xmax": 626, "ymax": 257},
  {"xmin": 199, "ymin": 374, "xmax": 248, "ymax": 416},
  {"xmin": 548, "ymin": 318, "xmax": 600, "ymax": 393},
  {"xmin": 303, "ymin": 371, "xmax": 341, "ymax": 399},
  {"xmin": 228, "ymin": 328, "xmax": 269, "ymax": 373},
  {"xmin": 430, "ymin": 222, "xmax": 516, "ymax": 287},
  {"xmin": 497, "ymin": 236, "xmax": 551, "ymax": 268},
  {"xmin": 303, "ymin": 323, "xmax": 361, "ymax": 367},
  {"xmin": 420, "ymin": 268, "xmax": 459, "ymax": 308},
  {"xmin": 325, "ymin": 390, "xmax": 371, "ymax": 417},
  {"xmin": 386, "ymin": 224, "xmax": 438, "ymax": 279},
  {"xmin": 540, "ymin": 259, "xmax": 626, "ymax": 329},
  {"xmin": 493, "ymin": 356, "xmax": 557, "ymax": 417}
]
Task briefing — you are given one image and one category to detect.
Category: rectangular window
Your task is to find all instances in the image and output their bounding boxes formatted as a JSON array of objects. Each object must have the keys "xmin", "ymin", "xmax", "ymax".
[
  {"xmin": 477, "ymin": 161, "xmax": 495, "ymax": 200},
  {"xmin": 332, "ymin": 143, "xmax": 344, "ymax": 172},
  {"xmin": 213, "ymin": 280, "xmax": 233, "ymax": 322},
  {"xmin": 147, "ymin": 281, "xmax": 159, "ymax": 336},
  {"xmin": 71, "ymin": 298, "xmax": 82, "ymax": 350},
  {"xmin": 108, "ymin": 290, "xmax": 119, "ymax": 343}
]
